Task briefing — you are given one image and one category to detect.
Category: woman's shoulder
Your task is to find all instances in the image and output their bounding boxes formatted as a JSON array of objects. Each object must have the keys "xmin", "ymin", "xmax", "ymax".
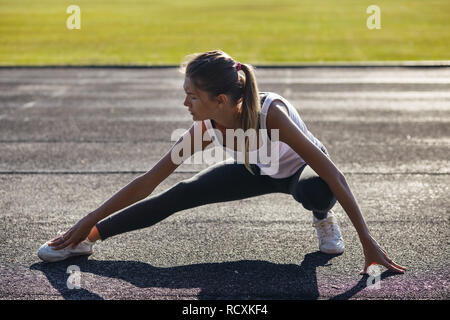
[
  {"xmin": 259, "ymin": 92, "xmax": 289, "ymax": 113},
  {"xmin": 259, "ymin": 91, "xmax": 284, "ymax": 98}
]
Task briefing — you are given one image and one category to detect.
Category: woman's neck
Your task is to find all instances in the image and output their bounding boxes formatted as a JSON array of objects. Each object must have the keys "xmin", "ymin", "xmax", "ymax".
[
  {"xmin": 213, "ymin": 103, "xmax": 243, "ymax": 129},
  {"xmin": 213, "ymin": 117, "xmax": 241, "ymax": 130}
]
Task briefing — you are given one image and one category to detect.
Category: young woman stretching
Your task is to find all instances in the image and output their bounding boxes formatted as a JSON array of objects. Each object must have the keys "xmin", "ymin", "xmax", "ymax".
[{"xmin": 38, "ymin": 50, "xmax": 406, "ymax": 275}]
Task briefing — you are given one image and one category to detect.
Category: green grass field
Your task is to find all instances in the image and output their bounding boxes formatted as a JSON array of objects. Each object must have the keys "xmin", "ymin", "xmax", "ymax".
[{"xmin": 1, "ymin": 0, "xmax": 449, "ymax": 65}]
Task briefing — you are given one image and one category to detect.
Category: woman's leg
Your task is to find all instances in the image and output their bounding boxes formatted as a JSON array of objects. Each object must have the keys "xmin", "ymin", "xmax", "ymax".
[
  {"xmin": 288, "ymin": 164, "xmax": 337, "ymax": 218},
  {"xmin": 95, "ymin": 159, "xmax": 279, "ymax": 241},
  {"xmin": 286, "ymin": 151, "xmax": 344, "ymax": 254},
  {"xmin": 285, "ymin": 145, "xmax": 336, "ymax": 218}
]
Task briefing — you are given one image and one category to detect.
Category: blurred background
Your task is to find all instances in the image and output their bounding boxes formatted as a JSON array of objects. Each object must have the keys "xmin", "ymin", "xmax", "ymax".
[{"xmin": 1, "ymin": 0, "xmax": 449, "ymax": 65}]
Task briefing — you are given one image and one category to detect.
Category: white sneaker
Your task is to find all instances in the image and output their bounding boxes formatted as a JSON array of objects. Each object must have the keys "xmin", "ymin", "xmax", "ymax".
[
  {"xmin": 37, "ymin": 239, "xmax": 94, "ymax": 262},
  {"xmin": 313, "ymin": 211, "xmax": 345, "ymax": 254}
]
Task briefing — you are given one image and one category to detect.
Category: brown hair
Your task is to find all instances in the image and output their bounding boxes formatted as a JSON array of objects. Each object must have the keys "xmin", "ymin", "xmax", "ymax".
[{"xmin": 179, "ymin": 50, "xmax": 261, "ymax": 174}]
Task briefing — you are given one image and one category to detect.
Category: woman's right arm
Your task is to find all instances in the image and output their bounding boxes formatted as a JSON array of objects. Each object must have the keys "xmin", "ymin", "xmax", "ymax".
[
  {"xmin": 89, "ymin": 120, "xmax": 210, "ymax": 222},
  {"xmin": 85, "ymin": 151, "xmax": 178, "ymax": 224},
  {"xmin": 50, "ymin": 121, "xmax": 210, "ymax": 249}
]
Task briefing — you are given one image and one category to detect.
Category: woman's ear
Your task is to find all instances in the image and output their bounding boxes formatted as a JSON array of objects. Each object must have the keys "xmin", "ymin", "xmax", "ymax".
[{"xmin": 216, "ymin": 93, "xmax": 229, "ymax": 106}]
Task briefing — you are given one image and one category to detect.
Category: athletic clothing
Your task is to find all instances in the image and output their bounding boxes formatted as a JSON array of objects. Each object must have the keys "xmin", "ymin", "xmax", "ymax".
[
  {"xmin": 204, "ymin": 92, "xmax": 325, "ymax": 178},
  {"xmin": 95, "ymin": 92, "xmax": 336, "ymax": 241},
  {"xmin": 96, "ymin": 153, "xmax": 336, "ymax": 241}
]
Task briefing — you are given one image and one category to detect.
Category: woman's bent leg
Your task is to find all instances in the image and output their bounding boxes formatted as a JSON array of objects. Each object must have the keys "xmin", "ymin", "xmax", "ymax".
[
  {"xmin": 289, "ymin": 164, "xmax": 337, "ymax": 217},
  {"xmin": 287, "ymin": 145, "xmax": 336, "ymax": 218},
  {"xmin": 96, "ymin": 159, "xmax": 278, "ymax": 240}
]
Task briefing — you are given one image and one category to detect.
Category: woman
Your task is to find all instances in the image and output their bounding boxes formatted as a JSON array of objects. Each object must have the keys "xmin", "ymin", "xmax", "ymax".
[{"xmin": 38, "ymin": 50, "xmax": 406, "ymax": 275}]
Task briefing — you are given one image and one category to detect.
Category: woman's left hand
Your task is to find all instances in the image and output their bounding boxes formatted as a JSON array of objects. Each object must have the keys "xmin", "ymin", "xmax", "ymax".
[{"xmin": 360, "ymin": 236, "xmax": 407, "ymax": 275}]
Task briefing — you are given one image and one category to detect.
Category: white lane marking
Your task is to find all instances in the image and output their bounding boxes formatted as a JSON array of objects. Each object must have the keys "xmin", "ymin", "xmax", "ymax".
[
  {"xmin": 258, "ymin": 78, "xmax": 450, "ymax": 84},
  {"xmin": 22, "ymin": 101, "xmax": 36, "ymax": 109},
  {"xmin": 51, "ymin": 87, "xmax": 68, "ymax": 97},
  {"xmin": 286, "ymin": 91, "xmax": 450, "ymax": 99}
]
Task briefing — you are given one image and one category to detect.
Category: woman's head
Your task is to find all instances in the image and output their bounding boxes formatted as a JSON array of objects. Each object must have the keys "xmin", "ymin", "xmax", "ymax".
[{"xmin": 179, "ymin": 50, "xmax": 261, "ymax": 174}]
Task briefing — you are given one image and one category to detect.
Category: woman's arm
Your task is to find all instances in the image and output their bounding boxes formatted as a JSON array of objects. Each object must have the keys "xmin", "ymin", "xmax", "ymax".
[
  {"xmin": 266, "ymin": 101, "xmax": 406, "ymax": 274},
  {"xmin": 85, "ymin": 150, "xmax": 178, "ymax": 224},
  {"xmin": 90, "ymin": 121, "xmax": 211, "ymax": 223},
  {"xmin": 89, "ymin": 121, "xmax": 210, "ymax": 222},
  {"xmin": 51, "ymin": 121, "xmax": 211, "ymax": 249}
]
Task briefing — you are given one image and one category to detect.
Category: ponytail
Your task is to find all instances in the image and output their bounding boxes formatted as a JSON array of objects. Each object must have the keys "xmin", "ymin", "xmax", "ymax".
[{"xmin": 239, "ymin": 63, "xmax": 261, "ymax": 175}]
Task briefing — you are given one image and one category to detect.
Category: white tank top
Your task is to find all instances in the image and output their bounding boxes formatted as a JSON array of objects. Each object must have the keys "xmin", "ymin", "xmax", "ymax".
[{"xmin": 203, "ymin": 92, "xmax": 324, "ymax": 178}]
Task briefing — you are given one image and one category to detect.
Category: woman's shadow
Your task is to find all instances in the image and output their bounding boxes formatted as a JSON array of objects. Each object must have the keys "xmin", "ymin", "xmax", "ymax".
[{"xmin": 29, "ymin": 251, "xmax": 395, "ymax": 300}]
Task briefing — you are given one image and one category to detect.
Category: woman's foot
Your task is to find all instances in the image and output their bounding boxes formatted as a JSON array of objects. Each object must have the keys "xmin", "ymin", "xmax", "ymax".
[
  {"xmin": 37, "ymin": 238, "xmax": 95, "ymax": 262},
  {"xmin": 313, "ymin": 211, "xmax": 345, "ymax": 254}
]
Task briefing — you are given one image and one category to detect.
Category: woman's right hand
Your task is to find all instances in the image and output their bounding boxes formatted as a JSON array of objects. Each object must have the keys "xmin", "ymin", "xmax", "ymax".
[{"xmin": 48, "ymin": 215, "xmax": 97, "ymax": 250}]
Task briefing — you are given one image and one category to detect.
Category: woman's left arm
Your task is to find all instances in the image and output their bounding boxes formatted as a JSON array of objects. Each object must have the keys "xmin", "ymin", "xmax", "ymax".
[{"xmin": 266, "ymin": 102, "xmax": 406, "ymax": 274}]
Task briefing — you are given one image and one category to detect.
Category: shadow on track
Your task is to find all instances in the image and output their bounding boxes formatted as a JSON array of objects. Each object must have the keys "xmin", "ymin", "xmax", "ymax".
[
  {"xmin": 330, "ymin": 270, "xmax": 399, "ymax": 300},
  {"xmin": 30, "ymin": 251, "xmax": 341, "ymax": 300}
]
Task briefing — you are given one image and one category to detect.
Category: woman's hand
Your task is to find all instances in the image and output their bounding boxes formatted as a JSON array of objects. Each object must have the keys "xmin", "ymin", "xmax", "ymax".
[
  {"xmin": 360, "ymin": 235, "xmax": 407, "ymax": 275},
  {"xmin": 48, "ymin": 215, "xmax": 97, "ymax": 250}
]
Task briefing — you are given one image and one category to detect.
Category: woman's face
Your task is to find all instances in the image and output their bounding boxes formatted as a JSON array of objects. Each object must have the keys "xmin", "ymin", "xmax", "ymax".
[{"xmin": 183, "ymin": 76, "xmax": 218, "ymax": 121}]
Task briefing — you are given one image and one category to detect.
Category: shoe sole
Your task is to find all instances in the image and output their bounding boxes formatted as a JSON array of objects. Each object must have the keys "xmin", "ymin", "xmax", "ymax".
[
  {"xmin": 320, "ymin": 247, "xmax": 345, "ymax": 255},
  {"xmin": 38, "ymin": 251, "xmax": 93, "ymax": 263}
]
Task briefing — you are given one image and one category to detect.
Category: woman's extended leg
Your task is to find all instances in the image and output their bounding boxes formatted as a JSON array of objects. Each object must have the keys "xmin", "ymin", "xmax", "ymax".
[{"xmin": 95, "ymin": 159, "xmax": 279, "ymax": 241}]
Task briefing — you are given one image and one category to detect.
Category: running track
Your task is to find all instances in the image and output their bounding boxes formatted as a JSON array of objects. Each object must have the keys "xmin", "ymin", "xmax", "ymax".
[{"xmin": 0, "ymin": 67, "xmax": 449, "ymax": 300}]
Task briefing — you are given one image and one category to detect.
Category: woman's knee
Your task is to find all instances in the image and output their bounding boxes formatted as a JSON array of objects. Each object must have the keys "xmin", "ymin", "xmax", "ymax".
[{"xmin": 291, "ymin": 176, "xmax": 336, "ymax": 212}]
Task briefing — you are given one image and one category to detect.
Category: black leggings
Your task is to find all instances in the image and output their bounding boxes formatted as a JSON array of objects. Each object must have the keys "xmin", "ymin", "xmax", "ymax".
[{"xmin": 96, "ymin": 147, "xmax": 337, "ymax": 241}]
